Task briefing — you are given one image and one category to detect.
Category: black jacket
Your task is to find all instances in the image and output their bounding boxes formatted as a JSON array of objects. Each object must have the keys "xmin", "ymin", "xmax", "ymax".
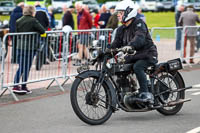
[
  {"xmin": 16, "ymin": 15, "xmax": 45, "ymax": 50},
  {"xmin": 35, "ymin": 5, "xmax": 49, "ymax": 29},
  {"xmin": 111, "ymin": 18, "xmax": 158, "ymax": 63},
  {"xmin": 62, "ymin": 11, "xmax": 74, "ymax": 29},
  {"xmin": 9, "ymin": 6, "xmax": 23, "ymax": 32}
]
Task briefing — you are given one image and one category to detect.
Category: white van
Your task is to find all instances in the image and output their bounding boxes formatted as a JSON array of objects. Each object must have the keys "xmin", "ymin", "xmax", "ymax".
[
  {"xmin": 138, "ymin": 0, "xmax": 158, "ymax": 11},
  {"xmin": 52, "ymin": 0, "xmax": 73, "ymax": 13}
]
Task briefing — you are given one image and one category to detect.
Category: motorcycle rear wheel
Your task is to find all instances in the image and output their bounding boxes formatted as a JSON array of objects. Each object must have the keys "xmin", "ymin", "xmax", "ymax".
[
  {"xmin": 156, "ymin": 72, "xmax": 185, "ymax": 115},
  {"xmin": 70, "ymin": 76, "xmax": 113, "ymax": 125}
]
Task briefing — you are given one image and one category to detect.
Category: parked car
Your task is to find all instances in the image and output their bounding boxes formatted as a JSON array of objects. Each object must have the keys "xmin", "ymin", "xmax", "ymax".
[
  {"xmin": 180, "ymin": 0, "xmax": 200, "ymax": 11},
  {"xmin": 0, "ymin": 1, "xmax": 15, "ymax": 15},
  {"xmin": 104, "ymin": 1, "xmax": 119, "ymax": 9},
  {"xmin": 82, "ymin": 0, "xmax": 99, "ymax": 12},
  {"xmin": 52, "ymin": 0, "xmax": 73, "ymax": 13},
  {"xmin": 156, "ymin": 0, "xmax": 175, "ymax": 11},
  {"xmin": 139, "ymin": 0, "xmax": 158, "ymax": 11}
]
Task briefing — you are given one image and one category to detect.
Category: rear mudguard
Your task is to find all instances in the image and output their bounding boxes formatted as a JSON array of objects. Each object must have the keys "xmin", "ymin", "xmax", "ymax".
[
  {"xmin": 170, "ymin": 70, "xmax": 185, "ymax": 88},
  {"xmin": 75, "ymin": 70, "xmax": 117, "ymax": 110}
]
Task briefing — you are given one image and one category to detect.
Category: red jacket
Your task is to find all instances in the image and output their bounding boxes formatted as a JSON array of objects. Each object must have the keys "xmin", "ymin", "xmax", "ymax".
[{"xmin": 77, "ymin": 9, "xmax": 92, "ymax": 30}]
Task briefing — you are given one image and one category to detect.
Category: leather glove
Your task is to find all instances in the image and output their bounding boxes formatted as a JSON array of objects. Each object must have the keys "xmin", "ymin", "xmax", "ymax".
[
  {"xmin": 105, "ymin": 48, "xmax": 111, "ymax": 54},
  {"xmin": 122, "ymin": 46, "xmax": 133, "ymax": 53},
  {"xmin": 116, "ymin": 51, "xmax": 126, "ymax": 63}
]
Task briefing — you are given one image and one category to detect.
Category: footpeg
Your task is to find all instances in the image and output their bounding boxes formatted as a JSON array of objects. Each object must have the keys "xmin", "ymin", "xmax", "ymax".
[{"xmin": 167, "ymin": 98, "xmax": 191, "ymax": 107}]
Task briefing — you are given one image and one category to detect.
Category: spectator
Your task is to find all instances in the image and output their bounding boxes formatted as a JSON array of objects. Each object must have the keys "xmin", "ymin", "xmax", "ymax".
[
  {"xmin": 83, "ymin": 4, "xmax": 90, "ymax": 13},
  {"xmin": 35, "ymin": 1, "xmax": 50, "ymax": 68},
  {"xmin": 9, "ymin": 2, "xmax": 24, "ymax": 63},
  {"xmin": 9, "ymin": 2, "xmax": 24, "ymax": 32},
  {"xmin": 175, "ymin": 4, "xmax": 184, "ymax": 50},
  {"xmin": 98, "ymin": 5, "xmax": 111, "ymax": 29},
  {"xmin": 34, "ymin": 1, "xmax": 50, "ymax": 29},
  {"xmin": 12, "ymin": 5, "xmax": 45, "ymax": 94},
  {"xmin": 48, "ymin": 6, "xmax": 55, "ymax": 29},
  {"xmin": 62, "ymin": 5, "xmax": 74, "ymax": 29},
  {"xmin": 93, "ymin": 9, "xmax": 100, "ymax": 29},
  {"xmin": 74, "ymin": 1, "xmax": 92, "ymax": 66},
  {"xmin": 179, "ymin": 5, "xmax": 200, "ymax": 64},
  {"xmin": 106, "ymin": 6, "xmax": 118, "ymax": 30},
  {"xmin": 136, "ymin": 7, "xmax": 146, "ymax": 22}
]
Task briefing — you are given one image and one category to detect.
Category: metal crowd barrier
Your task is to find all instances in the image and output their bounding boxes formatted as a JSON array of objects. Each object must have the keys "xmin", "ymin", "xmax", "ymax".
[
  {"xmin": 0, "ymin": 29, "xmax": 113, "ymax": 101},
  {"xmin": 151, "ymin": 27, "xmax": 183, "ymax": 62},
  {"xmin": 0, "ymin": 30, "xmax": 68, "ymax": 101},
  {"xmin": 63, "ymin": 29, "xmax": 113, "ymax": 77},
  {"xmin": 181, "ymin": 25, "xmax": 200, "ymax": 65}
]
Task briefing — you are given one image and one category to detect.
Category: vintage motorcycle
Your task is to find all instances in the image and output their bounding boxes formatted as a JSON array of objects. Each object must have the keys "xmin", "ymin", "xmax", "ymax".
[{"xmin": 70, "ymin": 46, "xmax": 192, "ymax": 125}]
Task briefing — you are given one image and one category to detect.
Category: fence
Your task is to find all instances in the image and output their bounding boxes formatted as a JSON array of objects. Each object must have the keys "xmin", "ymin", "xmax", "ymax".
[
  {"xmin": 150, "ymin": 27, "xmax": 183, "ymax": 63},
  {"xmin": 0, "ymin": 29, "xmax": 113, "ymax": 101},
  {"xmin": 64, "ymin": 29, "xmax": 113, "ymax": 77},
  {"xmin": 0, "ymin": 30, "xmax": 69, "ymax": 101}
]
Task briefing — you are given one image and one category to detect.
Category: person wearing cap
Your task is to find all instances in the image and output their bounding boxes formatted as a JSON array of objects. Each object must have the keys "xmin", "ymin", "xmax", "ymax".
[
  {"xmin": 62, "ymin": 4, "xmax": 74, "ymax": 29},
  {"xmin": 179, "ymin": 5, "xmax": 200, "ymax": 64},
  {"xmin": 106, "ymin": 5, "xmax": 118, "ymax": 30},
  {"xmin": 109, "ymin": 0, "xmax": 158, "ymax": 103}
]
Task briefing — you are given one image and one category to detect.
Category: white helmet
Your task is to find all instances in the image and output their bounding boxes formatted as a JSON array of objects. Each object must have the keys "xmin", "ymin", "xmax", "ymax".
[
  {"xmin": 115, "ymin": 0, "xmax": 138, "ymax": 23},
  {"xmin": 62, "ymin": 25, "xmax": 72, "ymax": 34}
]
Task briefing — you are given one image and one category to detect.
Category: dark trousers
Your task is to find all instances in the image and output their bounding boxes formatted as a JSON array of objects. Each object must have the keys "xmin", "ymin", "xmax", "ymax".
[
  {"xmin": 14, "ymin": 49, "xmax": 36, "ymax": 88},
  {"xmin": 133, "ymin": 59, "xmax": 156, "ymax": 93},
  {"xmin": 176, "ymin": 29, "xmax": 182, "ymax": 50}
]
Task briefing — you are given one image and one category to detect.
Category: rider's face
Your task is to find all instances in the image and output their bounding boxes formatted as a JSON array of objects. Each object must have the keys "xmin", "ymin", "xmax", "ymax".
[{"xmin": 117, "ymin": 11, "xmax": 124, "ymax": 22}]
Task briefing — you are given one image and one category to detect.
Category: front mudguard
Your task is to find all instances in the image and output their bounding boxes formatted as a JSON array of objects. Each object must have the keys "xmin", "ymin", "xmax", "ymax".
[{"xmin": 75, "ymin": 70, "xmax": 117, "ymax": 111}]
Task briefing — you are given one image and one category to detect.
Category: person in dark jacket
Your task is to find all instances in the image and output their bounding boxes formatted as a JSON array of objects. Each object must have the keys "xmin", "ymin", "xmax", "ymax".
[
  {"xmin": 175, "ymin": 4, "xmax": 184, "ymax": 50},
  {"xmin": 9, "ymin": 2, "xmax": 24, "ymax": 32},
  {"xmin": 62, "ymin": 5, "xmax": 74, "ymax": 29},
  {"xmin": 13, "ymin": 5, "xmax": 45, "ymax": 95},
  {"xmin": 34, "ymin": 1, "xmax": 50, "ymax": 68},
  {"xmin": 98, "ymin": 5, "xmax": 111, "ymax": 29},
  {"xmin": 9, "ymin": 2, "xmax": 24, "ymax": 63},
  {"xmin": 110, "ymin": 0, "xmax": 158, "ymax": 103}
]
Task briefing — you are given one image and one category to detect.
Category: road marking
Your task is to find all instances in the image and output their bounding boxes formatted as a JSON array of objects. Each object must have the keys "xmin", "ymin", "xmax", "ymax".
[
  {"xmin": 193, "ymin": 84, "xmax": 200, "ymax": 88},
  {"xmin": 186, "ymin": 127, "xmax": 200, "ymax": 133},
  {"xmin": 191, "ymin": 92, "xmax": 200, "ymax": 96},
  {"xmin": 186, "ymin": 89, "xmax": 200, "ymax": 92}
]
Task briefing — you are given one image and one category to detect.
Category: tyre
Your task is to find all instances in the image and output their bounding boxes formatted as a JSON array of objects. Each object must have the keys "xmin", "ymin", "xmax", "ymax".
[
  {"xmin": 70, "ymin": 75, "xmax": 113, "ymax": 125},
  {"xmin": 156, "ymin": 71, "xmax": 185, "ymax": 115}
]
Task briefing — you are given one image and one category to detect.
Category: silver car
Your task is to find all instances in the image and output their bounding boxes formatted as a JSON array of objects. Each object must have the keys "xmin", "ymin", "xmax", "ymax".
[{"xmin": 0, "ymin": 1, "xmax": 15, "ymax": 15}]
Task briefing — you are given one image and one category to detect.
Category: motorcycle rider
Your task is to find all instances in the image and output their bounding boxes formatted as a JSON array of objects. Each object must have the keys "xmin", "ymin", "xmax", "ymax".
[{"xmin": 110, "ymin": 0, "xmax": 158, "ymax": 104}]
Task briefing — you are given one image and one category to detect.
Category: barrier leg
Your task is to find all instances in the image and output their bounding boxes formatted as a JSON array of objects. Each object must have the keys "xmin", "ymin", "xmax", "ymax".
[
  {"xmin": 55, "ymin": 78, "xmax": 65, "ymax": 92},
  {"xmin": 61, "ymin": 76, "xmax": 69, "ymax": 86},
  {"xmin": 45, "ymin": 79, "xmax": 55, "ymax": 90},
  {"xmin": 0, "ymin": 87, "xmax": 19, "ymax": 101}
]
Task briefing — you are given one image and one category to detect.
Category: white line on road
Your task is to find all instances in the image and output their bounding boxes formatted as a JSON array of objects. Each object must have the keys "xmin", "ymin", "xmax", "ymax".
[
  {"xmin": 193, "ymin": 84, "xmax": 200, "ymax": 88},
  {"xmin": 186, "ymin": 127, "xmax": 200, "ymax": 133},
  {"xmin": 191, "ymin": 92, "xmax": 200, "ymax": 96},
  {"xmin": 186, "ymin": 89, "xmax": 200, "ymax": 92}
]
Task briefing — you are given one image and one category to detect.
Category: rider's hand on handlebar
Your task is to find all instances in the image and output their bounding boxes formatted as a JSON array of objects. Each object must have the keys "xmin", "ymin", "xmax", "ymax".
[{"xmin": 122, "ymin": 46, "xmax": 134, "ymax": 53}]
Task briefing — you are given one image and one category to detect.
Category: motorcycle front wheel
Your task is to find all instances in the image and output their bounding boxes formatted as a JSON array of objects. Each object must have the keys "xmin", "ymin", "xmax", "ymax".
[{"xmin": 70, "ymin": 75, "xmax": 113, "ymax": 125}]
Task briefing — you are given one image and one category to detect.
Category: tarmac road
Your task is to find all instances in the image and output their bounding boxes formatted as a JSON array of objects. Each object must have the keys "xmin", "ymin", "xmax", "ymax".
[{"xmin": 0, "ymin": 67, "xmax": 200, "ymax": 133}]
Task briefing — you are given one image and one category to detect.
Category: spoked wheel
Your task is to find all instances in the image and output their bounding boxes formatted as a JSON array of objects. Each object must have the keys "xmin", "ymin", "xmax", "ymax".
[
  {"xmin": 156, "ymin": 72, "xmax": 185, "ymax": 115},
  {"xmin": 70, "ymin": 76, "xmax": 113, "ymax": 125}
]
